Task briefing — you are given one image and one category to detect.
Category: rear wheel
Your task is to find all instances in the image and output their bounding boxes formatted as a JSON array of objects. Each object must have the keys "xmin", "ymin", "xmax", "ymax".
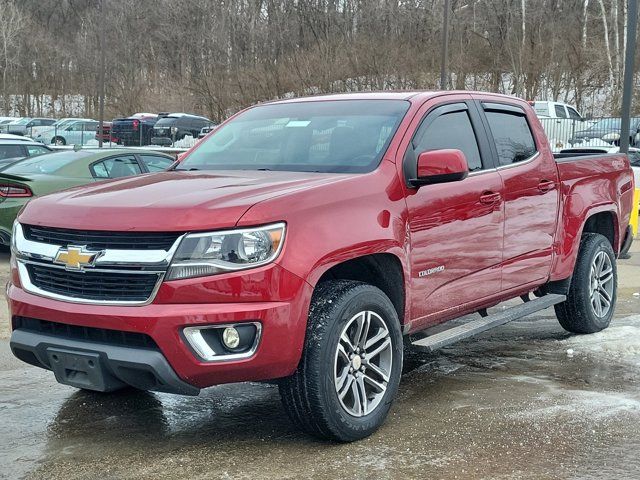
[
  {"xmin": 279, "ymin": 280, "xmax": 403, "ymax": 442},
  {"xmin": 555, "ymin": 233, "xmax": 617, "ymax": 333}
]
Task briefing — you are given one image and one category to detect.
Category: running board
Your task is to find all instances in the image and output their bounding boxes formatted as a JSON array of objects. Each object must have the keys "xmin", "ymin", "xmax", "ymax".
[{"xmin": 411, "ymin": 293, "xmax": 566, "ymax": 353}]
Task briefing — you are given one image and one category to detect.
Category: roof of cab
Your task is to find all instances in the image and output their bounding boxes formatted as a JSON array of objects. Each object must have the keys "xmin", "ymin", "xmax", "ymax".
[{"xmin": 265, "ymin": 90, "xmax": 526, "ymax": 105}]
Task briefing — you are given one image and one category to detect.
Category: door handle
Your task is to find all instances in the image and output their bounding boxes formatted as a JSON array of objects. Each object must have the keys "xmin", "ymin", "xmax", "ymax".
[
  {"xmin": 538, "ymin": 180, "xmax": 556, "ymax": 192},
  {"xmin": 479, "ymin": 192, "xmax": 501, "ymax": 204}
]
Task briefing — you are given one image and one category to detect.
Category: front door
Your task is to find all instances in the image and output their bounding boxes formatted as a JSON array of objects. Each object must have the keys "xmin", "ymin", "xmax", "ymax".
[{"xmin": 403, "ymin": 99, "xmax": 504, "ymax": 328}]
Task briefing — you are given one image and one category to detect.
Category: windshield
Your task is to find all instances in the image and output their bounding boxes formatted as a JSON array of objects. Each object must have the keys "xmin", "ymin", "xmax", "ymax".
[
  {"xmin": 12, "ymin": 118, "xmax": 31, "ymax": 125},
  {"xmin": 177, "ymin": 100, "xmax": 410, "ymax": 173},
  {"xmin": 590, "ymin": 118, "xmax": 622, "ymax": 130}
]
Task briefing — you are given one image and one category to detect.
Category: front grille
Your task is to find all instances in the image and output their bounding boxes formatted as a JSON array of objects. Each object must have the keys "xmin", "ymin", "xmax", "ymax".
[
  {"xmin": 23, "ymin": 224, "xmax": 181, "ymax": 251},
  {"xmin": 26, "ymin": 263, "xmax": 161, "ymax": 302},
  {"xmin": 13, "ymin": 317, "xmax": 159, "ymax": 350}
]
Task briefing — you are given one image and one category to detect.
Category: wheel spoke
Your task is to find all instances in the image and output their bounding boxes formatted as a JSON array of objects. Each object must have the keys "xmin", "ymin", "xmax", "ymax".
[
  {"xmin": 367, "ymin": 337, "xmax": 391, "ymax": 360},
  {"xmin": 356, "ymin": 375, "xmax": 368, "ymax": 414},
  {"xmin": 352, "ymin": 312, "xmax": 366, "ymax": 350},
  {"xmin": 599, "ymin": 287, "xmax": 611, "ymax": 305},
  {"xmin": 363, "ymin": 372, "xmax": 387, "ymax": 393},
  {"xmin": 600, "ymin": 273, "xmax": 613, "ymax": 285},
  {"xmin": 363, "ymin": 358, "xmax": 390, "ymax": 382},
  {"xmin": 336, "ymin": 364, "xmax": 350, "ymax": 391},
  {"xmin": 350, "ymin": 377, "xmax": 362, "ymax": 415},
  {"xmin": 356, "ymin": 311, "xmax": 371, "ymax": 349},
  {"xmin": 340, "ymin": 332, "xmax": 355, "ymax": 352},
  {"xmin": 338, "ymin": 374, "xmax": 354, "ymax": 400},
  {"xmin": 364, "ymin": 328, "xmax": 387, "ymax": 350},
  {"xmin": 337, "ymin": 343, "xmax": 350, "ymax": 363}
]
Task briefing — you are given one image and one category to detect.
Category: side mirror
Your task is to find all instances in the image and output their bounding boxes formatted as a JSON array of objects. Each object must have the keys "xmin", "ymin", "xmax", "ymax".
[{"xmin": 410, "ymin": 149, "xmax": 469, "ymax": 187}]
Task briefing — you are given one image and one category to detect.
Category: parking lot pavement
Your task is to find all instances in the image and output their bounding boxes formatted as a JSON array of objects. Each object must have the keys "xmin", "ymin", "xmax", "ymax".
[{"xmin": 1, "ymin": 243, "xmax": 639, "ymax": 480}]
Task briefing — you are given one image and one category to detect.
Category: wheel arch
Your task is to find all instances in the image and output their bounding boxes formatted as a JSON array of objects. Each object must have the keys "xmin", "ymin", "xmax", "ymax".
[{"xmin": 313, "ymin": 252, "xmax": 408, "ymax": 327}]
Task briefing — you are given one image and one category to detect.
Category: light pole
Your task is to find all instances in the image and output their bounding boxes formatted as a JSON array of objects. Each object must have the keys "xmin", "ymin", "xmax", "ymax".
[
  {"xmin": 440, "ymin": 0, "xmax": 451, "ymax": 90},
  {"xmin": 620, "ymin": 0, "xmax": 638, "ymax": 153},
  {"xmin": 97, "ymin": 0, "xmax": 105, "ymax": 148}
]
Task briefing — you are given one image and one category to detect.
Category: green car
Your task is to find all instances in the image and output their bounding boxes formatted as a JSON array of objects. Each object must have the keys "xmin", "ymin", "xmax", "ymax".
[{"xmin": 0, "ymin": 149, "xmax": 175, "ymax": 245}]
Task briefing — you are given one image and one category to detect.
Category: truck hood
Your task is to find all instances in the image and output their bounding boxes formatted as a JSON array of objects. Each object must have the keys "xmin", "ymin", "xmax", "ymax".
[{"xmin": 18, "ymin": 170, "xmax": 346, "ymax": 231}]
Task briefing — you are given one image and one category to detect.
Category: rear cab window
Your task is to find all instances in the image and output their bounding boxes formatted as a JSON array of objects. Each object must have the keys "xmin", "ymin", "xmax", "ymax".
[{"xmin": 483, "ymin": 103, "xmax": 538, "ymax": 166}]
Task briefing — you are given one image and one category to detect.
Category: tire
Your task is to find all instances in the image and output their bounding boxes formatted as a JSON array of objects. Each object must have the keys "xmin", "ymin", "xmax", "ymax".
[
  {"xmin": 52, "ymin": 136, "xmax": 66, "ymax": 146},
  {"xmin": 279, "ymin": 280, "xmax": 403, "ymax": 442},
  {"xmin": 555, "ymin": 233, "xmax": 617, "ymax": 334}
]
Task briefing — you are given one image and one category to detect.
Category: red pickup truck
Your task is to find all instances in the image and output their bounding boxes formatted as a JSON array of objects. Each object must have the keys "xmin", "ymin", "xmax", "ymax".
[{"xmin": 8, "ymin": 92, "xmax": 635, "ymax": 442}]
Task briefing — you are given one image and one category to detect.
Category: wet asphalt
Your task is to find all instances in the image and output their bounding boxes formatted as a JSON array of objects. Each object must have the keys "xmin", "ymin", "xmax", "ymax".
[{"xmin": 1, "ymin": 245, "xmax": 640, "ymax": 480}]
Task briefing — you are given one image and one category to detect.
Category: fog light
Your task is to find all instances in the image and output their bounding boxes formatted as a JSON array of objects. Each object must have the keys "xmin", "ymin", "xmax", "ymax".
[{"xmin": 222, "ymin": 327, "xmax": 240, "ymax": 349}]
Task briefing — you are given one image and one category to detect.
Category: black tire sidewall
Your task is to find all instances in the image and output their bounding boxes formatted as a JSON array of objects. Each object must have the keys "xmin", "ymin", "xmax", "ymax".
[
  {"xmin": 314, "ymin": 286, "xmax": 403, "ymax": 441},
  {"xmin": 573, "ymin": 234, "xmax": 617, "ymax": 331}
]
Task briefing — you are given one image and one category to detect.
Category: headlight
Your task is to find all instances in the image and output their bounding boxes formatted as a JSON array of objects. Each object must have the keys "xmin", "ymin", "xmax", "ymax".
[
  {"xmin": 170, "ymin": 126, "xmax": 178, "ymax": 134},
  {"xmin": 166, "ymin": 223, "xmax": 285, "ymax": 280}
]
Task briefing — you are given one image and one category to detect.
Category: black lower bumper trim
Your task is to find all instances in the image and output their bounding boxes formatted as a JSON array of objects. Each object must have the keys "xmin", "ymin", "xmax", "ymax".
[{"xmin": 10, "ymin": 329, "xmax": 200, "ymax": 396}]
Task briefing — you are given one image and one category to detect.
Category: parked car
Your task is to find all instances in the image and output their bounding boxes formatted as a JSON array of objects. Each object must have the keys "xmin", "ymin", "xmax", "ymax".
[
  {"xmin": 111, "ymin": 113, "xmax": 158, "ymax": 146},
  {"xmin": 36, "ymin": 120, "xmax": 99, "ymax": 146},
  {"xmin": 94, "ymin": 121, "xmax": 118, "ymax": 144},
  {"xmin": 0, "ymin": 149, "xmax": 175, "ymax": 245},
  {"xmin": 0, "ymin": 139, "xmax": 52, "ymax": 169},
  {"xmin": 0, "ymin": 117, "xmax": 56, "ymax": 137},
  {"xmin": 569, "ymin": 117, "xmax": 640, "ymax": 147},
  {"xmin": 7, "ymin": 92, "xmax": 635, "ymax": 442},
  {"xmin": 151, "ymin": 113, "xmax": 213, "ymax": 146},
  {"xmin": 532, "ymin": 101, "xmax": 590, "ymax": 150},
  {"xmin": 0, "ymin": 133, "xmax": 39, "ymax": 142},
  {"xmin": 198, "ymin": 124, "xmax": 217, "ymax": 139}
]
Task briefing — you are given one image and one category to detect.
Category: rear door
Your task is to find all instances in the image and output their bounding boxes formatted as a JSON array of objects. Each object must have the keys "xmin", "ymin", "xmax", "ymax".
[
  {"xmin": 479, "ymin": 101, "xmax": 559, "ymax": 289},
  {"xmin": 403, "ymin": 97, "xmax": 504, "ymax": 326}
]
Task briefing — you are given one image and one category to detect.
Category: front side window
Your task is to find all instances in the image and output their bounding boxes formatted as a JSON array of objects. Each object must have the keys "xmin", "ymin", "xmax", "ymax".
[
  {"xmin": 177, "ymin": 100, "xmax": 410, "ymax": 174},
  {"xmin": 485, "ymin": 111, "xmax": 537, "ymax": 166},
  {"xmin": 140, "ymin": 154, "xmax": 174, "ymax": 172},
  {"xmin": 26, "ymin": 145, "xmax": 50, "ymax": 156},
  {"xmin": 413, "ymin": 111, "xmax": 483, "ymax": 172},
  {"xmin": 567, "ymin": 107, "xmax": 582, "ymax": 121}
]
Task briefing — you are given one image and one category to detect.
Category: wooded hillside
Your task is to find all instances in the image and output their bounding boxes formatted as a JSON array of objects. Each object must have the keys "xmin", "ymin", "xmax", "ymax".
[{"xmin": 0, "ymin": 0, "xmax": 636, "ymax": 120}]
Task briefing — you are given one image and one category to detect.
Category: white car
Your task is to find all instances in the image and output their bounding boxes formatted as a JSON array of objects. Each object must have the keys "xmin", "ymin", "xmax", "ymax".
[
  {"xmin": 532, "ymin": 101, "xmax": 590, "ymax": 151},
  {"xmin": 36, "ymin": 119, "xmax": 99, "ymax": 145}
]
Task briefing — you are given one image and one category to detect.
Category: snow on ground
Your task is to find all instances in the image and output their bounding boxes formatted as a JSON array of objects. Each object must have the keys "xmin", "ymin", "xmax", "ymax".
[
  {"xmin": 559, "ymin": 316, "xmax": 640, "ymax": 366},
  {"xmin": 173, "ymin": 135, "xmax": 197, "ymax": 148}
]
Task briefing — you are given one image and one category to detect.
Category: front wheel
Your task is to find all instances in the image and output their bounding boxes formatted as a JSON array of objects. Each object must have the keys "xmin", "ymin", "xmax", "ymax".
[
  {"xmin": 52, "ymin": 136, "xmax": 66, "ymax": 146},
  {"xmin": 555, "ymin": 233, "xmax": 617, "ymax": 333},
  {"xmin": 279, "ymin": 280, "xmax": 403, "ymax": 442}
]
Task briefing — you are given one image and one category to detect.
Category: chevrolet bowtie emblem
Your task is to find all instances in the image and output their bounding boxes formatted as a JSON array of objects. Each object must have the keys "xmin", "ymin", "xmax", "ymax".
[{"xmin": 54, "ymin": 245, "xmax": 102, "ymax": 271}]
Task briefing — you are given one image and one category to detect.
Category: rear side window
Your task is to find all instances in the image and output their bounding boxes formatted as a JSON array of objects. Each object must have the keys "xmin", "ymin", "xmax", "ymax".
[
  {"xmin": 485, "ymin": 112, "xmax": 537, "ymax": 166},
  {"xmin": 0, "ymin": 145, "xmax": 24, "ymax": 160},
  {"xmin": 554, "ymin": 104, "xmax": 567, "ymax": 118},
  {"xmin": 413, "ymin": 111, "xmax": 483, "ymax": 172}
]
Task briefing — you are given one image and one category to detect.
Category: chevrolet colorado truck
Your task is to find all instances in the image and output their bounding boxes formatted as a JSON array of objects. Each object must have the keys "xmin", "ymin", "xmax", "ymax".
[{"xmin": 8, "ymin": 92, "xmax": 635, "ymax": 442}]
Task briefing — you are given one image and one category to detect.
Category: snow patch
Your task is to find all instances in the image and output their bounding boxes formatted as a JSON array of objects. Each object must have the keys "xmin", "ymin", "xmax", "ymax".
[{"xmin": 559, "ymin": 318, "xmax": 640, "ymax": 366}]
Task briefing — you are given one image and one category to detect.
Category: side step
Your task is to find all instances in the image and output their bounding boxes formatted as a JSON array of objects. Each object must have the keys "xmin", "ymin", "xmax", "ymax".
[{"xmin": 411, "ymin": 293, "xmax": 566, "ymax": 352}]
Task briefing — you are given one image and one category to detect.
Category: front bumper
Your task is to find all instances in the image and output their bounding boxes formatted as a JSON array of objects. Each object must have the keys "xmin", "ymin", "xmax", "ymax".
[
  {"xmin": 10, "ymin": 328, "xmax": 199, "ymax": 395},
  {"xmin": 8, "ymin": 274, "xmax": 313, "ymax": 390}
]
